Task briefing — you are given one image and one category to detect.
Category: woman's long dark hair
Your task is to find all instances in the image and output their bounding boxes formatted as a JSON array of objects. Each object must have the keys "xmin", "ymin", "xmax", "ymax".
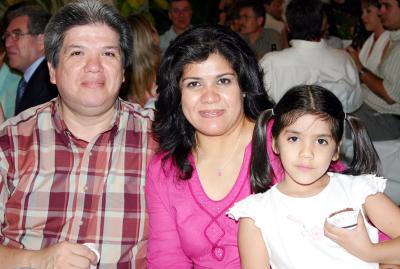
[
  {"xmin": 153, "ymin": 24, "xmax": 272, "ymax": 179},
  {"xmin": 251, "ymin": 85, "xmax": 381, "ymax": 193}
]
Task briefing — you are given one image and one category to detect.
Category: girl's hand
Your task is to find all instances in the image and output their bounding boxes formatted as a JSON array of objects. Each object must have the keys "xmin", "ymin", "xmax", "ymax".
[{"xmin": 324, "ymin": 212, "xmax": 375, "ymax": 262}]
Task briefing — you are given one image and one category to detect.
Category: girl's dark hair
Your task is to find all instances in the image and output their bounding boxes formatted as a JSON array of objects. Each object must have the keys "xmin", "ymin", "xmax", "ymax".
[
  {"xmin": 251, "ymin": 85, "xmax": 381, "ymax": 193},
  {"xmin": 153, "ymin": 24, "xmax": 272, "ymax": 180}
]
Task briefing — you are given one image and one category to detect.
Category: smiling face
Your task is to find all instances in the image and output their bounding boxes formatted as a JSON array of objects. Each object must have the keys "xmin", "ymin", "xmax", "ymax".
[
  {"xmin": 273, "ymin": 114, "xmax": 339, "ymax": 195},
  {"xmin": 48, "ymin": 24, "xmax": 124, "ymax": 118},
  {"xmin": 180, "ymin": 53, "xmax": 246, "ymax": 137}
]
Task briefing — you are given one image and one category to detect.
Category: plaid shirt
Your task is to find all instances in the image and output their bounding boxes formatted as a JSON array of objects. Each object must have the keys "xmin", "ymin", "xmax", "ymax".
[{"xmin": 0, "ymin": 97, "xmax": 157, "ymax": 269}]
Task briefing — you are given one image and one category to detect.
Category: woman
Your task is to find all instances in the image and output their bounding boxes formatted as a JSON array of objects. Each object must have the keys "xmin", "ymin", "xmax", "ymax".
[
  {"xmin": 120, "ymin": 14, "xmax": 160, "ymax": 108},
  {"xmin": 146, "ymin": 25, "xmax": 271, "ymax": 268},
  {"xmin": 347, "ymin": 0, "xmax": 389, "ymax": 74}
]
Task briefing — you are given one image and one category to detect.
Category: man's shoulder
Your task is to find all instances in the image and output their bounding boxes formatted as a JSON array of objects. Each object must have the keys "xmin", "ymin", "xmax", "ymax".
[
  {"xmin": 1, "ymin": 101, "xmax": 54, "ymax": 130},
  {"xmin": 120, "ymin": 99, "xmax": 154, "ymax": 121}
]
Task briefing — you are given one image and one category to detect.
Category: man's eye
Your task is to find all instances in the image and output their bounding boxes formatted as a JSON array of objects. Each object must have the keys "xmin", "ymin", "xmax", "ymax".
[
  {"xmin": 70, "ymin": 51, "xmax": 82, "ymax": 56},
  {"xmin": 104, "ymin": 51, "xmax": 116, "ymax": 57}
]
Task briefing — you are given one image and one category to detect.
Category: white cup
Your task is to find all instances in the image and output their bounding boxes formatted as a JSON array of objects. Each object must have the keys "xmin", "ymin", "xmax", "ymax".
[{"xmin": 83, "ymin": 243, "xmax": 100, "ymax": 269}]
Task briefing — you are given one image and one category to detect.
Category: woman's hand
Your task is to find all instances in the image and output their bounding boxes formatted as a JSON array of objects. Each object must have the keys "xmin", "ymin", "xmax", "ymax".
[{"xmin": 346, "ymin": 46, "xmax": 363, "ymax": 70}]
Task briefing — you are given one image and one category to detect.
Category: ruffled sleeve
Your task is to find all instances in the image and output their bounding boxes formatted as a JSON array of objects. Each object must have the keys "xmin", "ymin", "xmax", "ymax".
[
  {"xmin": 351, "ymin": 174, "xmax": 387, "ymax": 206},
  {"xmin": 227, "ymin": 193, "xmax": 267, "ymax": 228}
]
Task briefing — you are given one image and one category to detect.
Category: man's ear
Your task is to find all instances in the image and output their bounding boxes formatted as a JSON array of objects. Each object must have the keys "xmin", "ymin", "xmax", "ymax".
[
  {"xmin": 36, "ymin": 34, "xmax": 45, "ymax": 52},
  {"xmin": 48, "ymin": 62, "xmax": 57, "ymax": 85},
  {"xmin": 257, "ymin": 17, "xmax": 265, "ymax": 27}
]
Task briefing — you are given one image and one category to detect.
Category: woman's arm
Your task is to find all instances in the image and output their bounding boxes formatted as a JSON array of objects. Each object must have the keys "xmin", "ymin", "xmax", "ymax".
[
  {"xmin": 238, "ymin": 218, "xmax": 269, "ymax": 269},
  {"xmin": 145, "ymin": 160, "xmax": 192, "ymax": 268},
  {"xmin": 364, "ymin": 193, "xmax": 400, "ymax": 264}
]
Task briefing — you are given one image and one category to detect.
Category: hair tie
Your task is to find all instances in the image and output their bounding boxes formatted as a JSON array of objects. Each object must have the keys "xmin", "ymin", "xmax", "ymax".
[{"xmin": 270, "ymin": 108, "xmax": 275, "ymax": 116}]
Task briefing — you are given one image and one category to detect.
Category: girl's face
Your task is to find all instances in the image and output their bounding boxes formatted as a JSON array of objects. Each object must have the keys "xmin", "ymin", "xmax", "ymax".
[
  {"xmin": 180, "ymin": 53, "xmax": 245, "ymax": 137},
  {"xmin": 362, "ymin": 5, "xmax": 383, "ymax": 32},
  {"xmin": 273, "ymin": 114, "xmax": 339, "ymax": 196}
]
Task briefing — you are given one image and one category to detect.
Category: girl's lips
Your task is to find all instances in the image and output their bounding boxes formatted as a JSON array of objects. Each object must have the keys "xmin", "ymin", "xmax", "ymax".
[
  {"xmin": 296, "ymin": 165, "xmax": 313, "ymax": 171},
  {"xmin": 198, "ymin": 109, "xmax": 224, "ymax": 118}
]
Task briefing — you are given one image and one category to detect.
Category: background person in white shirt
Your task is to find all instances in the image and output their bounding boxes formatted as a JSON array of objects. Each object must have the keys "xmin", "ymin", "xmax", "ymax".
[{"xmin": 259, "ymin": 0, "xmax": 363, "ymax": 113}]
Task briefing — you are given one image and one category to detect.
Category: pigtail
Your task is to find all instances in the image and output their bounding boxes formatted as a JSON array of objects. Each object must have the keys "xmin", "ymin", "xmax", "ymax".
[
  {"xmin": 344, "ymin": 114, "xmax": 381, "ymax": 175},
  {"xmin": 250, "ymin": 109, "xmax": 274, "ymax": 193}
]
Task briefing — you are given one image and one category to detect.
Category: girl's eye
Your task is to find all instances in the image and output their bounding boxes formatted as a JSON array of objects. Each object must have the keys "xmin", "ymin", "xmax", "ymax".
[
  {"xmin": 317, "ymin": 138, "xmax": 328, "ymax": 145},
  {"xmin": 218, "ymin": 78, "xmax": 231, "ymax": 85},
  {"xmin": 288, "ymin": 136, "xmax": 298, "ymax": 142}
]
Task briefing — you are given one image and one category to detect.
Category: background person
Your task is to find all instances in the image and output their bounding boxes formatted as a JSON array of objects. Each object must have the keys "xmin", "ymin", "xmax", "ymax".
[
  {"xmin": 346, "ymin": 0, "xmax": 400, "ymax": 141},
  {"xmin": 120, "ymin": 13, "xmax": 160, "ymax": 109},
  {"xmin": 0, "ymin": 0, "xmax": 156, "ymax": 268},
  {"xmin": 259, "ymin": 0, "xmax": 363, "ymax": 113},
  {"xmin": 159, "ymin": 0, "xmax": 192, "ymax": 52},
  {"xmin": 238, "ymin": 0, "xmax": 283, "ymax": 59},
  {"xmin": 0, "ymin": 23, "xmax": 20, "ymax": 120},
  {"xmin": 146, "ymin": 24, "xmax": 271, "ymax": 268},
  {"xmin": 4, "ymin": 4, "xmax": 58, "ymax": 116}
]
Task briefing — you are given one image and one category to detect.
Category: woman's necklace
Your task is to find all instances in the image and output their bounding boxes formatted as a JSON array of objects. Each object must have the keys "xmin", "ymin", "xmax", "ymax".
[{"xmin": 195, "ymin": 130, "xmax": 243, "ymax": 177}]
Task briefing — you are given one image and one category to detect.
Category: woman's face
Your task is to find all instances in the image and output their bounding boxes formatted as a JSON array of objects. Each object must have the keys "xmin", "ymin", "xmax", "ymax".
[
  {"xmin": 362, "ymin": 5, "xmax": 383, "ymax": 32},
  {"xmin": 180, "ymin": 53, "xmax": 246, "ymax": 136}
]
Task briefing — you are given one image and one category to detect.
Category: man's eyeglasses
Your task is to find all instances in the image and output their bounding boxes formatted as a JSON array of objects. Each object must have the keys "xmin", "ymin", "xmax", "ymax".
[{"xmin": 2, "ymin": 30, "xmax": 32, "ymax": 42}]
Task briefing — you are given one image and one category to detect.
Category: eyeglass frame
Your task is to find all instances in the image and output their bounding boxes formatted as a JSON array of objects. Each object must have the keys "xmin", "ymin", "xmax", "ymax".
[{"xmin": 2, "ymin": 30, "xmax": 33, "ymax": 42}]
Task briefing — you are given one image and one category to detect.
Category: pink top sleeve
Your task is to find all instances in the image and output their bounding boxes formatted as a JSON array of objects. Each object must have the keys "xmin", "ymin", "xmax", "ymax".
[{"xmin": 145, "ymin": 156, "xmax": 193, "ymax": 268}]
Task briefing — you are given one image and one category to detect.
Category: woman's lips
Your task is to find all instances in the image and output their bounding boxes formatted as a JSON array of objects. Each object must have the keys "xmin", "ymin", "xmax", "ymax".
[{"xmin": 199, "ymin": 109, "xmax": 224, "ymax": 118}]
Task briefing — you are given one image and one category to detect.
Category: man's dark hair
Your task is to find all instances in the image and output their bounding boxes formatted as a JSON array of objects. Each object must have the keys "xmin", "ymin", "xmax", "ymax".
[
  {"xmin": 286, "ymin": 0, "xmax": 323, "ymax": 40},
  {"xmin": 6, "ymin": 4, "xmax": 51, "ymax": 35},
  {"xmin": 238, "ymin": 0, "xmax": 266, "ymax": 21},
  {"xmin": 44, "ymin": 0, "xmax": 133, "ymax": 69}
]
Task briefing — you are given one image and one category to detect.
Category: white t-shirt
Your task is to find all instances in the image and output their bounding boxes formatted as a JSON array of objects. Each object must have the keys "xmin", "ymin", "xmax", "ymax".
[
  {"xmin": 228, "ymin": 173, "xmax": 386, "ymax": 269},
  {"xmin": 259, "ymin": 39, "xmax": 363, "ymax": 113}
]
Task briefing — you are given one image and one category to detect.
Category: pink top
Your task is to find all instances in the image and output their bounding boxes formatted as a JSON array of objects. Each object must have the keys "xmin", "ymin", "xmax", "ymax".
[
  {"xmin": 145, "ymin": 143, "xmax": 252, "ymax": 268},
  {"xmin": 145, "ymin": 120, "xmax": 350, "ymax": 268}
]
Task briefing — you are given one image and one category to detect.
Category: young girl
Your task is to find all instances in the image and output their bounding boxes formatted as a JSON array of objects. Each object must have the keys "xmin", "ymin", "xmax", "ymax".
[{"xmin": 228, "ymin": 85, "xmax": 400, "ymax": 269}]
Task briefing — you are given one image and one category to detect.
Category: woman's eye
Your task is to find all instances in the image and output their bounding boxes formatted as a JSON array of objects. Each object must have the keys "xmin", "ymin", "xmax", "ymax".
[
  {"xmin": 218, "ymin": 78, "xmax": 231, "ymax": 84},
  {"xmin": 187, "ymin": 81, "xmax": 200, "ymax": 88},
  {"xmin": 288, "ymin": 136, "xmax": 298, "ymax": 142},
  {"xmin": 317, "ymin": 138, "xmax": 328, "ymax": 145}
]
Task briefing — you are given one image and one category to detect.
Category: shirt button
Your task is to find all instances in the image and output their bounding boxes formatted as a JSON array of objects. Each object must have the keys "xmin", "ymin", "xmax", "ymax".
[
  {"xmin": 83, "ymin": 185, "xmax": 88, "ymax": 192},
  {"xmin": 79, "ymin": 220, "xmax": 84, "ymax": 226}
]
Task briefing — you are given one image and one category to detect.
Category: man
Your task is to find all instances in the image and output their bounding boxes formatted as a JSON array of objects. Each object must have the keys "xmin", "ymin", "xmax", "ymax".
[
  {"xmin": 264, "ymin": 0, "xmax": 284, "ymax": 33},
  {"xmin": 0, "ymin": 0, "xmax": 156, "ymax": 268},
  {"xmin": 238, "ymin": 0, "xmax": 283, "ymax": 59},
  {"xmin": 0, "ymin": 24, "xmax": 20, "ymax": 120},
  {"xmin": 264, "ymin": 0, "xmax": 289, "ymax": 48},
  {"xmin": 346, "ymin": 0, "xmax": 400, "ymax": 140},
  {"xmin": 259, "ymin": 0, "xmax": 363, "ymax": 113},
  {"xmin": 5, "ymin": 5, "xmax": 58, "ymax": 116},
  {"xmin": 159, "ymin": 0, "xmax": 192, "ymax": 51}
]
